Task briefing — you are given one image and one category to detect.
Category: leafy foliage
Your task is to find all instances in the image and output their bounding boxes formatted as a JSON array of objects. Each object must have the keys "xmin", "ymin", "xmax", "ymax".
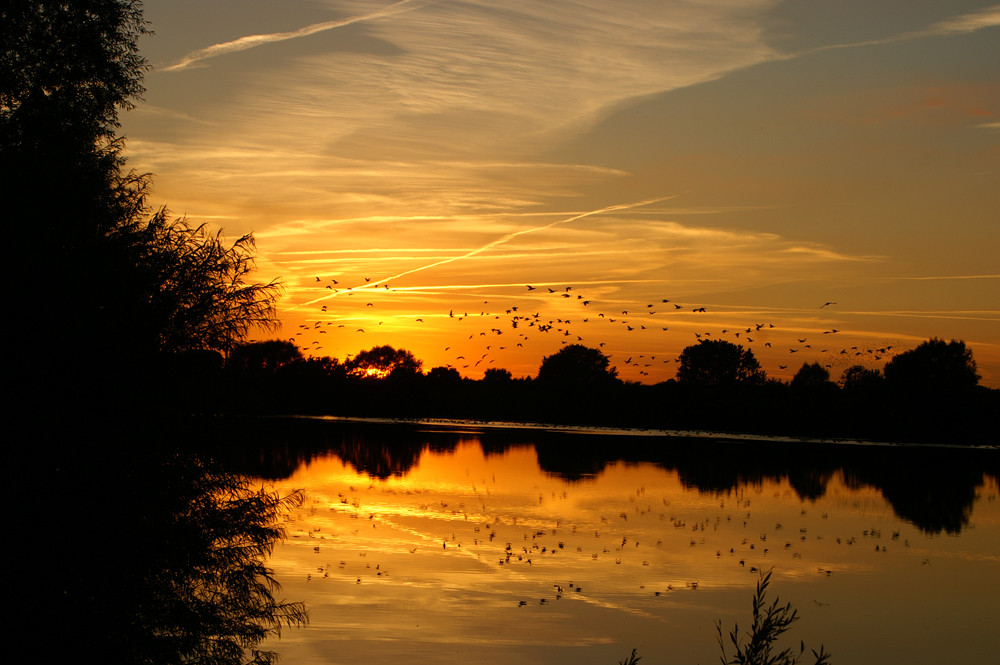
[
  {"xmin": 1, "ymin": 0, "xmax": 148, "ymax": 151},
  {"xmin": 677, "ymin": 340, "xmax": 765, "ymax": 386},
  {"xmin": 790, "ymin": 363, "xmax": 833, "ymax": 390},
  {"xmin": 883, "ymin": 338, "xmax": 979, "ymax": 392},
  {"xmin": 537, "ymin": 344, "xmax": 618, "ymax": 386},
  {"xmin": 483, "ymin": 367, "xmax": 513, "ymax": 383},
  {"xmin": 347, "ymin": 345, "xmax": 423, "ymax": 378},
  {"xmin": 839, "ymin": 365, "xmax": 882, "ymax": 391},
  {"xmin": 110, "ymin": 211, "xmax": 282, "ymax": 354},
  {"xmin": 229, "ymin": 340, "xmax": 306, "ymax": 374},
  {"xmin": 5, "ymin": 0, "xmax": 281, "ymax": 413},
  {"xmin": 717, "ymin": 570, "xmax": 831, "ymax": 665}
]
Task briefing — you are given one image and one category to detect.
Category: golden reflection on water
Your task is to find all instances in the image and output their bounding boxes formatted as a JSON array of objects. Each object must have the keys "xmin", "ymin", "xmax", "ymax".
[{"xmin": 261, "ymin": 439, "xmax": 1000, "ymax": 665}]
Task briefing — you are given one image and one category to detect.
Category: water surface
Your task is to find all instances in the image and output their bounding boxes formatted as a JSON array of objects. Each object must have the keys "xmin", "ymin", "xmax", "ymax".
[{"xmin": 256, "ymin": 420, "xmax": 999, "ymax": 664}]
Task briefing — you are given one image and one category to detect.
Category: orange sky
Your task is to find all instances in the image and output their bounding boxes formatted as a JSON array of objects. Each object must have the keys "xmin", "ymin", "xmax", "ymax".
[{"xmin": 123, "ymin": 1, "xmax": 1000, "ymax": 385}]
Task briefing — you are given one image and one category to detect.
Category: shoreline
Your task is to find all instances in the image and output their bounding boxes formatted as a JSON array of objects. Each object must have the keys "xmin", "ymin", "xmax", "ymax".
[{"xmin": 272, "ymin": 414, "xmax": 1000, "ymax": 451}]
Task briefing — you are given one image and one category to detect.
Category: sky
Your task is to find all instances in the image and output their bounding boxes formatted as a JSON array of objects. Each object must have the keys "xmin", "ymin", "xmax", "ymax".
[{"xmin": 121, "ymin": 0, "xmax": 1000, "ymax": 386}]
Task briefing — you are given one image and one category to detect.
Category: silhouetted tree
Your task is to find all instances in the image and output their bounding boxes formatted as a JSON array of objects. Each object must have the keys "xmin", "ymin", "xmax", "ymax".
[
  {"xmin": 427, "ymin": 366, "xmax": 462, "ymax": 384},
  {"xmin": 483, "ymin": 367, "xmax": 513, "ymax": 383},
  {"xmin": 883, "ymin": 338, "xmax": 979, "ymax": 392},
  {"xmin": 3, "ymin": 0, "xmax": 150, "ymax": 246},
  {"xmin": 113, "ymin": 211, "xmax": 281, "ymax": 354},
  {"xmin": 839, "ymin": 365, "xmax": 882, "ymax": 392},
  {"xmin": 677, "ymin": 340, "xmax": 765, "ymax": 386},
  {"xmin": 790, "ymin": 362, "xmax": 834, "ymax": 390},
  {"xmin": 2, "ymin": 1, "xmax": 147, "ymax": 153},
  {"xmin": 5, "ymin": 1, "xmax": 280, "ymax": 415},
  {"xmin": 227, "ymin": 340, "xmax": 303, "ymax": 374},
  {"xmin": 347, "ymin": 345, "xmax": 422, "ymax": 378},
  {"xmin": 537, "ymin": 344, "xmax": 619, "ymax": 387}
]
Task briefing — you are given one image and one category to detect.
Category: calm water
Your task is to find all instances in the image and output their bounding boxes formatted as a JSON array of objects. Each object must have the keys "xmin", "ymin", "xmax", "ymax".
[{"xmin": 256, "ymin": 419, "xmax": 999, "ymax": 665}]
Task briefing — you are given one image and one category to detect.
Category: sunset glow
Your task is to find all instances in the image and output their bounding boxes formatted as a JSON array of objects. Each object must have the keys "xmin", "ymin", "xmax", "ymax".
[{"xmin": 123, "ymin": 1, "xmax": 1000, "ymax": 385}]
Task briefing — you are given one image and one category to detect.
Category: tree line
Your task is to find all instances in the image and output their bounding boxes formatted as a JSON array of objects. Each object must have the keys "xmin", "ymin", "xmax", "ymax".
[{"xmin": 205, "ymin": 337, "xmax": 996, "ymax": 445}]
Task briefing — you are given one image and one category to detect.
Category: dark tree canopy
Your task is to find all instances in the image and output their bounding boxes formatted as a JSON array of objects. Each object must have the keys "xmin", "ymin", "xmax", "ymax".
[
  {"xmin": 483, "ymin": 367, "xmax": 513, "ymax": 383},
  {"xmin": 677, "ymin": 340, "xmax": 765, "ymax": 386},
  {"xmin": 1, "ymin": 0, "xmax": 148, "ymax": 151},
  {"xmin": 6, "ymin": 0, "xmax": 281, "ymax": 414},
  {"xmin": 229, "ymin": 340, "xmax": 305, "ymax": 374},
  {"xmin": 883, "ymin": 338, "xmax": 979, "ymax": 392},
  {"xmin": 2, "ymin": 0, "xmax": 150, "ymax": 237},
  {"xmin": 790, "ymin": 362, "xmax": 834, "ymax": 390},
  {"xmin": 537, "ymin": 344, "xmax": 618, "ymax": 386},
  {"xmin": 347, "ymin": 346, "xmax": 422, "ymax": 378},
  {"xmin": 115, "ymin": 213, "xmax": 281, "ymax": 354},
  {"xmin": 427, "ymin": 366, "xmax": 462, "ymax": 383},
  {"xmin": 840, "ymin": 365, "xmax": 882, "ymax": 391}
]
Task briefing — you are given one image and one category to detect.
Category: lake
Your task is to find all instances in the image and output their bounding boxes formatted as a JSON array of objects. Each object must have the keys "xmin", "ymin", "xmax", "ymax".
[{"xmin": 253, "ymin": 418, "xmax": 999, "ymax": 665}]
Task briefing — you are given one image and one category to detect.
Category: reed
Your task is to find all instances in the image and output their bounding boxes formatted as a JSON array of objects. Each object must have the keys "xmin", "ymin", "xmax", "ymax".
[{"xmin": 618, "ymin": 569, "xmax": 831, "ymax": 665}]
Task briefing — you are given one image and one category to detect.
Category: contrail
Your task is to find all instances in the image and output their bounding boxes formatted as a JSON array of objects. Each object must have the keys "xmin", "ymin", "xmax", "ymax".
[
  {"xmin": 797, "ymin": 4, "xmax": 1000, "ymax": 57},
  {"xmin": 163, "ymin": 0, "xmax": 436, "ymax": 72},
  {"xmin": 382, "ymin": 196, "xmax": 674, "ymax": 283},
  {"xmin": 294, "ymin": 195, "xmax": 674, "ymax": 309}
]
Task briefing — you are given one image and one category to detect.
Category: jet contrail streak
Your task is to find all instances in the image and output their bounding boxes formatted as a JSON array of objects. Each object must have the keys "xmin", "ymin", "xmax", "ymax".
[
  {"xmin": 293, "ymin": 195, "xmax": 674, "ymax": 309},
  {"xmin": 164, "ymin": 0, "xmax": 436, "ymax": 71},
  {"xmin": 382, "ymin": 196, "xmax": 674, "ymax": 283}
]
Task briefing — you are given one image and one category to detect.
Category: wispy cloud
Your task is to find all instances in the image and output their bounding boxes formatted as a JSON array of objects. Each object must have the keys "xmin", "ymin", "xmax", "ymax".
[
  {"xmin": 919, "ymin": 4, "xmax": 1000, "ymax": 36},
  {"xmin": 292, "ymin": 196, "xmax": 671, "ymax": 308},
  {"xmin": 377, "ymin": 196, "xmax": 673, "ymax": 279},
  {"xmin": 803, "ymin": 3, "xmax": 1000, "ymax": 56},
  {"xmin": 163, "ymin": 0, "xmax": 438, "ymax": 71},
  {"xmin": 888, "ymin": 274, "xmax": 1000, "ymax": 281},
  {"xmin": 779, "ymin": 246, "xmax": 880, "ymax": 262}
]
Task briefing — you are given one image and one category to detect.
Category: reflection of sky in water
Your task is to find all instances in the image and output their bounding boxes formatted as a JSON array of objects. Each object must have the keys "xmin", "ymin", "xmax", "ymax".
[{"xmin": 261, "ymin": 441, "xmax": 1000, "ymax": 665}]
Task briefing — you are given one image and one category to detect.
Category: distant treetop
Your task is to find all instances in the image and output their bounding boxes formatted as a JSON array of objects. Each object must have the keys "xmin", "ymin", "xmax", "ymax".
[
  {"xmin": 883, "ymin": 338, "xmax": 979, "ymax": 392},
  {"xmin": 677, "ymin": 339, "xmax": 765, "ymax": 386},
  {"xmin": 347, "ymin": 345, "xmax": 422, "ymax": 379},
  {"xmin": 537, "ymin": 344, "xmax": 619, "ymax": 386}
]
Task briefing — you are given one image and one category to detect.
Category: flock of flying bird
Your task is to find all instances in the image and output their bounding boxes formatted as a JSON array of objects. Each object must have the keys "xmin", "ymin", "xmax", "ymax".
[{"xmin": 289, "ymin": 276, "xmax": 900, "ymax": 381}]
